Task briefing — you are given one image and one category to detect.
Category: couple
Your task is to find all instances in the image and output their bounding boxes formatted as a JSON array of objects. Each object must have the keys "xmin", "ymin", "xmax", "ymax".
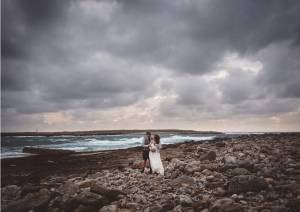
[{"xmin": 141, "ymin": 132, "xmax": 164, "ymax": 175}]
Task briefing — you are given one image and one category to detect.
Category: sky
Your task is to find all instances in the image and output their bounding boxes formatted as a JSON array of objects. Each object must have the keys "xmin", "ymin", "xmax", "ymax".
[{"xmin": 1, "ymin": 0, "xmax": 300, "ymax": 132}]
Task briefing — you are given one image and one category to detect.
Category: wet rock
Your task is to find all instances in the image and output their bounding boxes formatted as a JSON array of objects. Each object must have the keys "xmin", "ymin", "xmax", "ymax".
[
  {"xmin": 200, "ymin": 151, "xmax": 217, "ymax": 161},
  {"xmin": 228, "ymin": 175, "xmax": 268, "ymax": 194},
  {"xmin": 99, "ymin": 204, "xmax": 119, "ymax": 212}
]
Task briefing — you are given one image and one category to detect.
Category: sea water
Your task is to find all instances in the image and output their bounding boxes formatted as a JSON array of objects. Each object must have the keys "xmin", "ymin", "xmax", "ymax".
[{"xmin": 1, "ymin": 132, "xmax": 243, "ymax": 159}]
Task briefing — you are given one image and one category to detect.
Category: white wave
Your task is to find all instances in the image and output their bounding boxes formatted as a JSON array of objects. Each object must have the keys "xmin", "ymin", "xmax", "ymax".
[{"xmin": 83, "ymin": 137, "xmax": 143, "ymax": 146}]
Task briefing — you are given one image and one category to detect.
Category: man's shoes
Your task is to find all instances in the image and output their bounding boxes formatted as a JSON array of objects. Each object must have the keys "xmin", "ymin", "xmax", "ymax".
[{"xmin": 141, "ymin": 169, "xmax": 145, "ymax": 173}]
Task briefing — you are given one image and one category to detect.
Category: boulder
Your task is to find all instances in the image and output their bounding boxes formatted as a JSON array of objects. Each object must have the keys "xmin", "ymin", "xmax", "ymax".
[
  {"xmin": 200, "ymin": 151, "xmax": 217, "ymax": 161},
  {"xmin": 228, "ymin": 175, "xmax": 268, "ymax": 194},
  {"xmin": 2, "ymin": 188, "xmax": 51, "ymax": 212},
  {"xmin": 211, "ymin": 198, "xmax": 244, "ymax": 212},
  {"xmin": 1, "ymin": 185, "xmax": 21, "ymax": 201},
  {"xmin": 74, "ymin": 190, "xmax": 109, "ymax": 207},
  {"xmin": 179, "ymin": 195, "xmax": 193, "ymax": 207},
  {"xmin": 90, "ymin": 182, "xmax": 124, "ymax": 202}
]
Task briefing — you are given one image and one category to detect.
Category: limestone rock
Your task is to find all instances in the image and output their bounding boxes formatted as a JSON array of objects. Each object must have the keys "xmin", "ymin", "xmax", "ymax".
[
  {"xmin": 200, "ymin": 151, "xmax": 217, "ymax": 161},
  {"xmin": 228, "ymin": 175, "xmax": 268, "ymax": 194}
]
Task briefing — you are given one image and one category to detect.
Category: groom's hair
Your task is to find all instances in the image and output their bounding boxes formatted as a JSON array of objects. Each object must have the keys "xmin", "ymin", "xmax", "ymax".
[
  {"xmin": 146, "ymin": 131, "xmax": 151, "ymax": 136},
  {"xmin": 154, "ymin": 134, "xmax": 160, "ymax": 144}
]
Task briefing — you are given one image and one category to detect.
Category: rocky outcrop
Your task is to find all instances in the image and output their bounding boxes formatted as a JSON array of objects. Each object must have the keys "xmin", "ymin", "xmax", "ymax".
[
  {"xmin": 23, "ymin": 147, "xmax": 75, "ymax": 155},
  {"xmin": 2, "ymin": 133, "xmax": 300, "ymax": 212}
]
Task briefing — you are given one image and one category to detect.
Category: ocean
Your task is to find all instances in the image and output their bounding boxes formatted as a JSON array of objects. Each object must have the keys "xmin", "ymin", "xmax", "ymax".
[{"xmin": 1, "ymin": 132, "xmax": 249, "ymax": 159}]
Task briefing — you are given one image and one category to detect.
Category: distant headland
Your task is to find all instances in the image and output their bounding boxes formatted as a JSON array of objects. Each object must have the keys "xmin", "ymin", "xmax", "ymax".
[{"xmin": 1, "ymin": 129, "xmax": 223, "ymax": 137}]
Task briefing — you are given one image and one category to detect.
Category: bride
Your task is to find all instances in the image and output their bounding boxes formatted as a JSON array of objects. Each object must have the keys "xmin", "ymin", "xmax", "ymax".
[{"xmin": 149, "ymin": 134, "xmax": 164, "ymax": 175}]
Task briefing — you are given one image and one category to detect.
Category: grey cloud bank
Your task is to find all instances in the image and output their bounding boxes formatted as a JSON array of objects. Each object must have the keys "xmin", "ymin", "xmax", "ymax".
[{"xmin": 1, "ymin": 0, "xmax": 300, "ymax": 132}]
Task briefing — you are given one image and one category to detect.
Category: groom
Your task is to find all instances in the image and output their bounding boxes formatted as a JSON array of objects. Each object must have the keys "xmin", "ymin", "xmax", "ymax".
[{"xmin": 141, "ymin": 131, "xmax": 152, "ymax": 174}]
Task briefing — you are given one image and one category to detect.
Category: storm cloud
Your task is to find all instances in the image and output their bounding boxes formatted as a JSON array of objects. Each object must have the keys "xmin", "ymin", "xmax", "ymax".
[{"xmin": 2, "ymin": 0, "xmax": 300, "ymax": 132}]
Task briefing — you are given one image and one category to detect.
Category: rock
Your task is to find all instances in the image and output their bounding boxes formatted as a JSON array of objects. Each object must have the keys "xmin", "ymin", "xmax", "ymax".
[
  {"xmin": 223, "ymin": 156, "xmax": 237, "ymax": 164},
  {"xmin": 228, "ymin": 168, "xmax": 249, "ymax": 176},
  {"xmin": 171, "ymin": 175, "xmax": 195, "ymax": 186},
  {"xmin": 170, "ymin": 158, "xmax": 186, "ymax": 170},
  {"xmin": 1, "ymin": 185, "xmax": 21, "ymax": 201},
  {"xmin": 275, "ymin": 183, "xmax": 300, "ymax": 192},
  {"xmin": 2, "ymin": 188, "xmax": 51, "ymax": 212},
  {"xmin": 200, "ymin": 151, "xmax": 217, "ymax": 161},
  {"xmin": 77, "ymin": 179, "xmax": 97, "ymax": 188},
  {"xmin": 131, "ymin": 160, "xmax": 144, "ymax": 169},
  {"xmin": 99, "ymin": 204, "xmax": 119, "ymax": 212},
  {"xmin": 216, "ymin": 141, "xmax": 226, "ymax": 147},
  {"xmin": 161, "ymin": 200, "xmax": 175, "ymax": 211},
  {"xmin": 214, "ymin": 187, "xmax": 226, "ymax": 196},
  {"xmin": 21, "ymin": 183, "xmax": 41, "ymax": 196},
  {"xmin": 201, "ymin": 163, "xmax": 218, "ymax": 171},
  {"xmin": 90, "ymin": 182, "xmax": 125, "ymax": 202},
  {"xmin": 228, "ymin": 175, "xmax": 268, "ymax": 194},
  {"xmin": 286, "ymin": 199, "xmax": 300, "ymax": 212},
  {"xmin": 126, "ymin": 202, "xmax": 141, "ymax": 210},
  {"xmin": 61, "ymin": 180, "xmax": 80, "ymax": 195},
  {"xmin": 179, "ymin": 195, "xmax": 193, "ymax": 207},
  {"xmin": 74, "ymin": 204, "xmax": 98, "ymax": 212},
  {"xmin": 75, "ymin": 190, "xmax": 108, "ymax": 207},
  {"xmin": 211, "ymin": 198, "xmax": 244, "ymax": 212},
  {"xmin": 237, "ymin": 160, "xmax": 254, "ymax": 171}
]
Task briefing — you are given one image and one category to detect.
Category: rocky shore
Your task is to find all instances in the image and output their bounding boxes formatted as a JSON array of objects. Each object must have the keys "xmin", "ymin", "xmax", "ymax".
[{"xmin": 1, "ymin": 133, "xmax": 300, "ymax": 212}]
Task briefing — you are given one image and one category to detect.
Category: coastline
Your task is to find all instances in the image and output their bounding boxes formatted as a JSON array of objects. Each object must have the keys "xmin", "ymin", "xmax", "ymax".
[{"xmin": 2, "ymin": 133, "xmax": 300, "ymax": 211}]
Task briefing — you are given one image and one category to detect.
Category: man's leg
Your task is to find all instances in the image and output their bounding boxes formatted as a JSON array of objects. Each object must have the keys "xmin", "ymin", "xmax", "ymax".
[
  {"xmin": 142, "ymin": 159, "xmax": 147, "ymax": 173},
  {"xmin": 141, "ymin": 150, "xmax": 147, "ymax": 173}
]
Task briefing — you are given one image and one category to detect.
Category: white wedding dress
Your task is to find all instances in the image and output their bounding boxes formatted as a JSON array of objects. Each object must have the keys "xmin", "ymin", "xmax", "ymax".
[{"xmin": 149, "ymin": 143, "xmax": 164, "ymax": 175}]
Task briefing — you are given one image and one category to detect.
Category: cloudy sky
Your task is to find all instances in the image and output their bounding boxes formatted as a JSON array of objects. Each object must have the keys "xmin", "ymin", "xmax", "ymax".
[{"xmin": 2, "ymin": 0, "xmax": 300, "ymax": 132}]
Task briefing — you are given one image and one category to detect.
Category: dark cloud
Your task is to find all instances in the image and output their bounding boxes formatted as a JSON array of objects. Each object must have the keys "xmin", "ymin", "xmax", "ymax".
[{"xmin": 1, "ymin": 0, "xmax": 300, "ymax": 131}]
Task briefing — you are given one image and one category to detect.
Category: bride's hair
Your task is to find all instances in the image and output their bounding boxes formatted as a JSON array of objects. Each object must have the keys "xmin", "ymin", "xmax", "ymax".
[{"xmin": 154, "ymin": 134, "xmax": 160, "ymax": 144}]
